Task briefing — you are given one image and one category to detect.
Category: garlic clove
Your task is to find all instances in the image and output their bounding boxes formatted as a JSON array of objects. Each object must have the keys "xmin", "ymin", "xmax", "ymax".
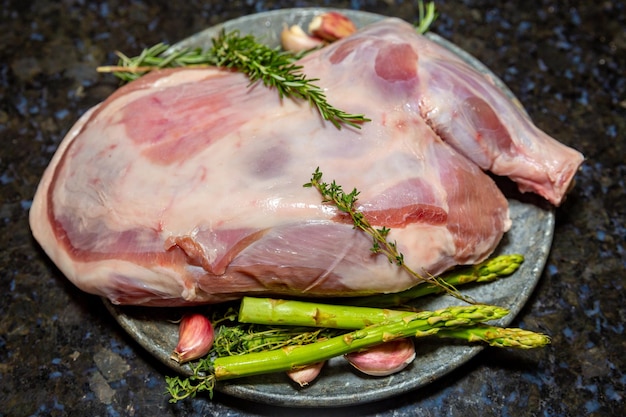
[
  {"xmin": 286, "ymin": 361, "xmax": 325, "ymax": 387},
  {"xmin": 170, "ymin": 313, "xmax": 214, "ymax": 364},
  {"xmin": 308, "ymin": 12, "xmax": 357, "ymax": 42},
  {"xmin": 344, "ymin": 338, "xmax": 416, "ymax": 377},
  {"xmin": 280, "ymin": 25, "xmax": 325, "ymax": 53}
]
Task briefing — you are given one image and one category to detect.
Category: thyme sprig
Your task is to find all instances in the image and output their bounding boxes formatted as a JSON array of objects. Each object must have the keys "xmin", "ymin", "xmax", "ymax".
[
  {"xmin": 304, "ymin": 168, "xmax": 473, "ymax": 303},
  {"xmin": 166, "ymin": 359, "xmax": 216, "ymax": 402},
  {"xmin": 97, "ymin": 30, "xmax": 369, "ymax": 129},
  {"xmin": 213, "ymin": 324, "xmax": 338, "ymax": 356}
]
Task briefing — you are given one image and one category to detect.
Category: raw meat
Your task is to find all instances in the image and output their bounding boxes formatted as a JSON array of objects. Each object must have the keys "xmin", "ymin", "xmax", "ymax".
[{"xmin": 29, "ymin": 19, "xmax": 583, "ymax": 306}]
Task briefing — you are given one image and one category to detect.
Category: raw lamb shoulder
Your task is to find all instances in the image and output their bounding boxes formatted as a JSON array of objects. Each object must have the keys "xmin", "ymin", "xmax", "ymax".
[{"xmin": 29, "ymin": 18, "xmax": 584, "ymax": 306}]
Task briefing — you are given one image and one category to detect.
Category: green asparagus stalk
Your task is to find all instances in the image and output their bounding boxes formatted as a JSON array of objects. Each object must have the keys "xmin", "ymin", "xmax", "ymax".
[
  {"xmin": 214, "ymin": 304, "xmax": 511, "ymax": 380},
  {"xmin": 237, "ymin": 298, "xmax": 550, "ymax": 349},
  {"xmin": 342, "ymin": 254, "xmax": 524, "ymax": 308},
  {"xmin": 435, "ymin": 325, "xmax": 551, "ymax": 349},
  {"xmin": 238, "ymin": 297, "xmax": 509, "ymax": 329}
]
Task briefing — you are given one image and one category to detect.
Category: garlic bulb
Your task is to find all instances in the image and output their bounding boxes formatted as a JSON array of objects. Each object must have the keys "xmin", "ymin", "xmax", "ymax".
[
  {"xmin": 170, "ymin": 313, "xmax": 214, "ymax": 364},
  {"xmin": 280, "ymin": 25, "xmax": 324, "ymax": 53},
  {"xmin": 344, "ymin": 338, "xmax": 416, "ymax": 376},
  {"xmin": 309, "ymin": 12, "xmax": 357, "ymax": 42},
  {"xmin": 286, "ymin": 361, "xmax": 325, "ymax": 386}
]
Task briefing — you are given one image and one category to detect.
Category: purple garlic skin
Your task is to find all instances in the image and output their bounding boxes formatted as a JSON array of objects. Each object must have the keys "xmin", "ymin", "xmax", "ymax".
[
  {"xmin": 280, "ymin": 12, "xmax": 357, "ymax": 53},
  {"xmin": 170, "ymin": 313, "xmax": 214, "ymax": 364},
  {"xmin": 345, "ymin": 338, "xmax": 416, "ymax": 376},
  {"xmin": 309, "ymin": 12, "xmax": 357, "ymax": 41}
]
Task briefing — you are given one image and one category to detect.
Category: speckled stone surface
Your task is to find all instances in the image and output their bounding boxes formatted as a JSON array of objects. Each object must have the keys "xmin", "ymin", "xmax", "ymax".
[{"xmin": 1, "ymin": 0, "xmax": 624, "ymax": 416}]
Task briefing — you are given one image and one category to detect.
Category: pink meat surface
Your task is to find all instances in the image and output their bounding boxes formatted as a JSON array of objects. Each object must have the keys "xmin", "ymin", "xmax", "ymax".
[{"xmin": 29, "ymin": 18, "xmax": 583, "ymax": 306}]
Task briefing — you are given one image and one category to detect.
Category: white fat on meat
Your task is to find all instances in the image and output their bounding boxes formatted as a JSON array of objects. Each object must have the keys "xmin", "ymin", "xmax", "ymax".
[{"xmin": 29, "ymin": 18, "xmax": 583, "ymax": 305}]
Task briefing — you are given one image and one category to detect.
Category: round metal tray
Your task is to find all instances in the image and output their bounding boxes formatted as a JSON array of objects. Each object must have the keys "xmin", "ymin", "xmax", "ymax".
[{"xmin": 105, "ymin": 8, "xmax": 553, "ymax": 407}]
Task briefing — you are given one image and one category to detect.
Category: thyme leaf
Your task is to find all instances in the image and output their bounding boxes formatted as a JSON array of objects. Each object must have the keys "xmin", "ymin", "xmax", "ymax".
[{"xmin": 165, "ymin": 360, "xmax": 216, "ymax": 402}]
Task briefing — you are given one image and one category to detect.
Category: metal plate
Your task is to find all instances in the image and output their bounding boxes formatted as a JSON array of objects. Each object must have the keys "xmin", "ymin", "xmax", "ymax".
[{"xmin": 105, "ymin": 8, "xmax": 554, "ymax": 407}]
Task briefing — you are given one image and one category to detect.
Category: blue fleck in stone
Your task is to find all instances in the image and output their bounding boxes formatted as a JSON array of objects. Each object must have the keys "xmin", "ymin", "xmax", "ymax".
[
  {"xmin": 106, "ymin": 404, "xmax": 122, "ymax": 417},
  {"xmin": 562, "ymin": 326, "xmax": 574, "ymax": 341},
  {"xmin": 606, "ymin": 125, "xmax": 617, "ymax": 137},
  {"xmin": 584, "ymin": 300, "xmax": 601, "ymax": 317},
  {"xmin": 584, "ymin": 399, "xmax": 600, "ymax": 413},
  {"xmin": 570, "ymin": 9, "xmax": 582, "ymax": 25},
  {"xmin": 596, "ymin": 230, "xmax": 606, "ymax": 241},
  {"xmin": 521, "ymin": 372, "xmax": 542, "ymax": 386},
  {"xmin": 537, "ymin": 58, "xmax": 548, "ymax": 72},
  {"xmin": 0, "ymin": 173, "xmax": 13, "ymax": 184},
  {"xmin": 93, "ymin": 32, "xmax": 110, "ymax": 41},
  {"xmin": 100, "ymin": 2, "xmax": 109, "ymax": 17},
  {"xmin": 55, "ymin": 109, "xmax": 69, "ymax": 120},
  {"xmin": 517, "ymin": 21, "xmax": 532, "ymax": 34},
  {"xmin": 145, "ymin": 375, "xmax": 160, "ymax": 389},
  {"xmin": 53, "ymin": 397, "xmax": 65, "ymax": 411},
  {"xmin": 604, "ymin": 384, "xmax": 623, "ymax": 401},
  {"xmin": 547, "ymin": 264, "xmax": 558, "ymax": 276}
]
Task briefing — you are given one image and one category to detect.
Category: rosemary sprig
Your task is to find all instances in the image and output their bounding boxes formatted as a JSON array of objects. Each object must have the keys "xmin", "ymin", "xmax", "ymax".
[
  {"xmin": 304, "ymin": 168, "xmax": 473, "ymax": 303},
  {"xmin": 97, "ymin": 30, "xmax": 369, "ymax": 129},
  {"xmin": 208, "ymin": 30, "xmax": 369, "ymax": 129}
]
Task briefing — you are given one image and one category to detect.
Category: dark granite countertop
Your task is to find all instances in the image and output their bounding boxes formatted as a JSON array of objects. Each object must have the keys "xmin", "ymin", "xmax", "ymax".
[{"xmin": 1, "ymin": 1, "xmax": 624, "ymax": 416}]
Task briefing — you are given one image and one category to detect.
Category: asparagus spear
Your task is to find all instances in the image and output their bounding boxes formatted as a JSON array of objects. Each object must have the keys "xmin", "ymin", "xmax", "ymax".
[
  {"xmin": 214, "ymin": 304, "xmax": 511, "ymax": 380},
  {"xmin": 237, "ymin": 297, "xmax": 550, "ymax": 350},
  {"xmin": 435, "ymin": 325, "xmax": 551, "ymax": 349},
  {"xmin": 341, "ymin": 254, "xmax": 524, "ymax": 307},
  {"xmin": 238, "ymin": 297, "xmax": 510, "ymax": 329}
]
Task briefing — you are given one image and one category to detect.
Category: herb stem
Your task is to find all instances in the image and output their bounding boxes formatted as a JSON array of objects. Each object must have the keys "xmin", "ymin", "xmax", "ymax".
[
  {"xmin": 341, "ymin": 254, "xmax": 524, "ymax": 307},
  {"xmin": 304, "ymin": 168, "xmax": 474, "ymax": 303}
]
